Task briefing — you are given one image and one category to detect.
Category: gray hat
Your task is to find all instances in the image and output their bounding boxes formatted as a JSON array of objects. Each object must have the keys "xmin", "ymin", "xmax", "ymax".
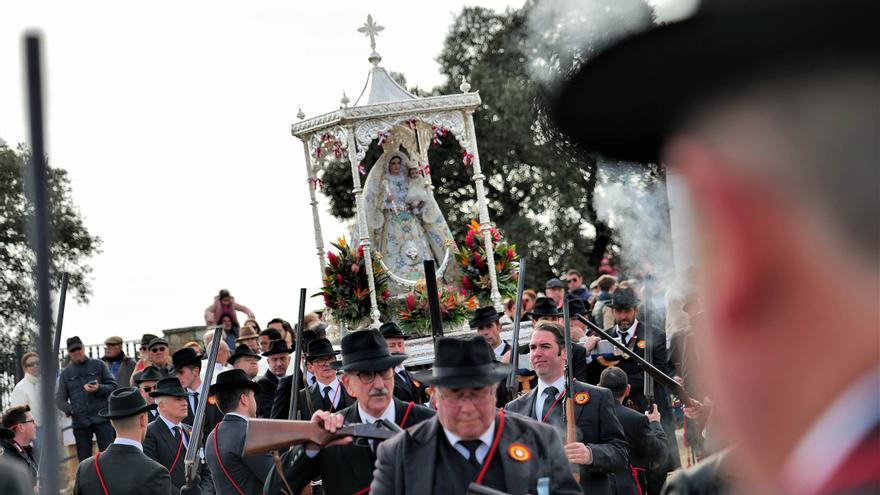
[{"xmin": 545, "ymin": 278, "xmax": 565, "ymax": 289}]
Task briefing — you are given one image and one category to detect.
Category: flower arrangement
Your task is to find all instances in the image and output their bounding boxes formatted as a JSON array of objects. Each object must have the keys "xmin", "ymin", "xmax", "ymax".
[
  {"xmin": 398, "ymin": 282, "xmax": 478, "ymax": 337},
  {"xmin": 318, "ymin": 237, "xmax": 389, "ymax": 326},
  {"xmin": 455, "ymin": 219, "xmax": 519, "ymax": 304}
]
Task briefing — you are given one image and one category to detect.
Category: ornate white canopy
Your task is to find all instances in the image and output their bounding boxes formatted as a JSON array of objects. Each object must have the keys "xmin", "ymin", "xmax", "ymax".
[{"xmin": 292, "ymin": 14, "xmax": 502, "ymax": 332}]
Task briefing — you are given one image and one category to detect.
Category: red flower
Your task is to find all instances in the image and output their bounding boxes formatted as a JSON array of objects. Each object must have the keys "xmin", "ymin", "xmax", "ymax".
[
  {"xmin": 507, "ymin": 248, "xmax": 514, "ymax": 262},
  {"xmin": 336, "ymin": 274, "xmax": 344, "ymax": 284},
  {"xmin": 327, "ymin": 251, "xmax": 339, "ymax": 268},
  {"xmin": 465, "ymin": 230, "xmax": 475, "ymax": 248},
  {"xmin": 406, "ymin": 293, "xmax": 416, "ymax": 311},
  {"xmin": 462, "ymin": 276, "xmax": 472, "ymax": 290},
  {"xmin": 358, "ymin": 245, "xmax": 364, "ymax": 258},
  {"xmin": 382, "ymin": 290, "xmax": 390, "ymax": 300}
]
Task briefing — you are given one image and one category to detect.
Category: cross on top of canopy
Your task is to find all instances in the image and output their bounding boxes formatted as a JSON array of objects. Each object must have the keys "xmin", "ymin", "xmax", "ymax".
[{"xmin": 291, "ymin": 14, "xmax": 481, "ymax": 167}]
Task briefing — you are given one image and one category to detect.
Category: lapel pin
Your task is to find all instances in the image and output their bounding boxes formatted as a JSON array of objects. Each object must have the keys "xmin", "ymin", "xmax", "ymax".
[
  {"xmin": 574, "ymin": 392, "xmax": 590, "ymax": 405},
  {"xmin": 508, "ymin": 442, "xmax": 531, "ymax": 462}
]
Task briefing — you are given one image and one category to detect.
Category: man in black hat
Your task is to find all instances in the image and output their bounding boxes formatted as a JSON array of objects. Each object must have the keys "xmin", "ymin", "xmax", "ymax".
[
  {"xmin": 470, "ymin": 306, "xmax": 515, "ymax": 407},
  {"xmin": 506, "ymin": 321, "xmax": 628, "ymax": 495},
  {"xmin": 381, "ymin": 322, "xmax": 429, "ymax": 404},
  {"xmin": 255, "ymin": 339, "xmax": 291, "ymax": 418},
  {"xmin": 270, "ymin": 329, "xmax": 320, "ymax": 419},
  {"xmin": 147, "ymin": 337, "xmax": 174, "ymax": 378},
  {"xmin": 228, "ymin": 343, "xmax": 261, "ymax": 380},
  {"xmin": 0, "ymin": 405, "xmax": 38, "ymax": 487},
  {"xmin": 133, "ymin": 366, "xmax": 164, "ymax": 423},
  {"xmin": 293, "ymin": 338, "xmax": 355, "ymax": 420},
  {"xmin": 204, "ymin": 369, "xmax": 272, "ymax": 495},
  {"xmin": 144, "ymin": 378, "xmax": 213, "ymax": 494},
  {"xmin": 371, "ymin": 335, "xmax": 581, "ymax": 494},
  {"xmin": 73, "ymin": 387, "xmax": 199, "ymax": 495},
  {"xmin": 266, "ymin": 329, "xmax": 435, "ymax": 495},
  {"xmin": 526, "ymin": 296, "xmax": 563, "ymax": 323},
  {"xmin": 56, "ymin": 335, "xmax": 119, "ymax": 461}
]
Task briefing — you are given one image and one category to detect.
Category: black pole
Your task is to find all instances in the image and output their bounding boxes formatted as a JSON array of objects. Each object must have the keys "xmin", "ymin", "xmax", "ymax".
[
  {"xmin": 287, "ymin": 288, "xmax": 307, "ymax": 420},
  {"xmin": 423, "ymin": 260, "xmax": 443, "ymax": 352},
  {"xmin": 52, "ymin": 272, "xmax": 69, "ymax": 363},
  {"xmin": 24, "ymin": 33, "xmax": 60, "ymax": 495}
]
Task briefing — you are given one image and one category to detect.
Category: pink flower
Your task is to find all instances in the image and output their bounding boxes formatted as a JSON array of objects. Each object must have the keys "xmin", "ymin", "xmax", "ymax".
[
  {"xmin": 351, "ymin": 263, "xmax": 360, "ymax": 273},
  {"xmin": 465, "ymin": 230, "xmax": 475, "ymax": 248},
  {"xmin": 336, "ymin": 274, "xmax": 344, "ymax": 284}
]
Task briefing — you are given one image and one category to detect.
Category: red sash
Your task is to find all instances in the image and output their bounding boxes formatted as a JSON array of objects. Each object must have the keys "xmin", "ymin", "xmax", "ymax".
[{"xmin": 94, "ymin": 451, "xmax": 110, "ymax": 495}]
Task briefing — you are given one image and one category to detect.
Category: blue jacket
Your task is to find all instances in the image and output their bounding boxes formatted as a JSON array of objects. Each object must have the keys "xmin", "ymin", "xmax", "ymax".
[{"xmin": 56, "ymin": 357, "xmax": 118, "ymax": 427}]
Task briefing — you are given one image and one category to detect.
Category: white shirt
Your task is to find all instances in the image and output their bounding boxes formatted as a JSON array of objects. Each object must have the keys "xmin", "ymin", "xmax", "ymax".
[
  {"xmin": 316, "ymin": 377, "xmax": 343, "ymax": 409},
  {"xmin": 357, "ymin": 401, "xmax": 396, "ymax": 425},
  {"xmin": 493, "ymin": 341, "xmax": 508, "ymax": 359},
  {"xmin": 186, "ymin": 387, "xmax": 201, "ymax": 413},
  {"xmin": 616, "ymin": 319, "xmax": 640, "ymax": 346},
  {"xmin": 535, "ymin": 375, "xmax": 566, "ymax": 422},
  {"xmin": 10, "ymin": 373, "xmax": 41, "ymax": 426},
  {"xmin": 113, "ymin": 437, "xmax": 144, "ymax": 452},
  {"xmin": 159, "ymin": 415, "xmax": 189, "ymax": 449},
  {"xmin": 443, "ymin": 421, "xmax": 496, "ymax": 464}
]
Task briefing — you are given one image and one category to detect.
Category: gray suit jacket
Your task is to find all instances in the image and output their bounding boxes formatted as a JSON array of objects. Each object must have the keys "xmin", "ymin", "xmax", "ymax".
[
  {"xmin": 74, "ymin": 443, "xmax": 177, "ymax": 495},
  {"xmin": 204, "ymin": 414, "xmax": 273, "ymax": 495},
  {"xmin": 506, "ymin": 380, "xmax": 629, "ymax": 495},
  {"xmin": 370, "ymin": 411, "xmax": 582, "ymax": 495}
]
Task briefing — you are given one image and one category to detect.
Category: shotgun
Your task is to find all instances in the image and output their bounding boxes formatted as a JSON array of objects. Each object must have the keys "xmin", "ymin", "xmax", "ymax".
[
  {"xmin": 505, "ymin": 259, "xmax": 526, "ymax": 399},
  {"xmin": 185, "ymin": 326, "xmax": 222, "ymax": 486},
  {"xmin": 574, "ymin": 314, "xmax": 697, "ymax": 407},
  {"xmin": 561, "ymin": 291, "xmax": 580, "ymax": 482},
  {"xmin": 243, "ymin": 419, "xmax": 398, "ymax": 455},
  {"xmin": 643, "ymin": 287, "xmax": 655, "ymax": 411},
  {"xmin": 423, "ymin": 260, "xmax": 443, "ymax": 352},
  {"xmin": 288, "ymin": 288, "xmax": 307, "ymax": 420}
]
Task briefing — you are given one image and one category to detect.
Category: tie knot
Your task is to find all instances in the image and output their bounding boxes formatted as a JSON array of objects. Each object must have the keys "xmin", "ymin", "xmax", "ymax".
[
  {"xmin": 174, "ymin": 425, "xmax": 182, "ymax": 436},
  {"xmin": 544, "ymin": 386, "xmax": 559, "ymax": 398},
  {"xmin": 323, "ymin": 385, "xmax": 332, "ymax": 395},
  {"xmin": 459, "ymin": 439, "xmax": 483, "ymax": 456}
]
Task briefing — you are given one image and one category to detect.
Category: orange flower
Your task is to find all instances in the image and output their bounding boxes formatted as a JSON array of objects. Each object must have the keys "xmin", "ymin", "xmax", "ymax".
[
  {"xmin": 468, "ymin": 219, "xmax": 481, "ymax": 232},
  {"xmin": 465, "ymin": 296, "xmax": 478, "ymax": 311},
  {"xmin": 337, "ymin": 236, "xmax": 347, "ymax": 247},
  {"xmin": 353, "ymin": 287, "xmax": 369, "ymax": 299}
]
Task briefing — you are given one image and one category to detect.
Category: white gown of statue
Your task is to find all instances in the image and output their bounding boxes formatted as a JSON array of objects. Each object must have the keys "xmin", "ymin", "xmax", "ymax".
[{"xmin": 362, "ymin": 150, "xmax": 453, "ymax": 286}]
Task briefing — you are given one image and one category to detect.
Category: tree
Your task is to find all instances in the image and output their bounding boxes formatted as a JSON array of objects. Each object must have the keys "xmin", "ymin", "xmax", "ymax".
[{"xmin": 0, "ymin": 143, "xmax": 101, "ymax": 342}]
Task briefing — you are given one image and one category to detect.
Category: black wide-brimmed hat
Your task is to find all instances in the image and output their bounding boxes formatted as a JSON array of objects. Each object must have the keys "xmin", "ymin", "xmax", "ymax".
[
  {"xmin": 99, "ymin": 387, "xmax": 157, "ymax": 419},
  {"xmin": 608, "ymin": 287, "xmax": 639, "ymax": 310},
  {"xmin": 149, "ymin": 377, "xmax": 192, "ymax": 398},
  {"xmin": 262, "ymin": 339, "xmax": 293, "ymax": 357},
  {"xmin": 469, "ymin": 306, "xmax": 503, "ymax": 329},
  {"xmin": 306, "ymin": 338, "xmax": 340, "ymax": 360},
  {"xmin": 379, "ymin": 322, "xmax": 406, "ymax": 340},
  {"xmin": 227, "ymin": 344, "xmax": 261, "ymax": 365},
  {"xmin": 553, "ymin": 0, "xmax": 879, "ymax": 164},
  {"xmin": 413, "ymin": 336, "xmax": 510, "ymax": 388},
  {"xmin": 566, "ymin": 295, "xmax": 589, "ymax": 316},
  {"xmin": 133, "ymin": 366, "xmax": 164, "ymax": 384},
  {"xmin": 172, "ymin": 347, "xmax": 203, "ymax": 371},
  {"xmin": 208, "ymin": 369, "xmax": 261, "ymax": 395},
  {"xmin": 527, "ymin": 297, "xmax": 562, "ymax": 319},
  {"xmin": 330, "ymin": 329, "xmax": 407, "ymax": 372}
]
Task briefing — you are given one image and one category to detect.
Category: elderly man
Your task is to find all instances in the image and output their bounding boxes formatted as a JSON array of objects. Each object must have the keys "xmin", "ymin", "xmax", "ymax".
[
  {"xmin": 553, "ymin": 1, "xmax": 880, "ymax": 492},
  {"xmin": 381, "ymin": 322, "xmax": 429, "ymax": 404},
  {"xmin": 133, "ymin": 367, "xmax": 164, "ymax": 422},
  {"xmin": 371, "ymin": 335, "xmax": 581, "ymax": 494},
  {"xmin": 255, "ymin": 340, "xmax": 291, "ymax": 418},
  {"xmin": 271, "ymin": 329, "xmax": 320, "ymax": 418},
  {"xmin": 506, "ymin": 322, "xmax": 628, "ymax": 494},
  {"xmin": 102, "ymin": 336, "xmax": 137, "ymax": 387},
  {"xmin": 56, "ymin": 336, "xmax": 118, "ymax": 461},
  {"xmin": 228, "ymin": 344, "xmax": 261, "ymax": 380},
  {"xmin": 143, "ymin": 378, "xmax": 213, "ymax": 494},
  {"xmin": 267, "ymin": 329, "xmax": 435, "ymax": 495},
  {"xmin": 147, "ymin": 337, "xmax": 174, "ymax": 378},
  {"xmin": 0, "ymin": 405, "xmax": 38, "ymax": 486}
]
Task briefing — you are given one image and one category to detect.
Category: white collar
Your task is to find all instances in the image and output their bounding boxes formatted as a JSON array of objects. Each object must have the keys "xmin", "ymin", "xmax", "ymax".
[
  {"xmin": 158, "ymin": 414, "xmax": 185, "ymax": 434},
  {"xmin": 315, "ymin": 377, "xmax": 339, "ymax": 391},
  {"xmin": 226, "ymin": 412, "xmax": 249, "ymax": 423},
  {"xmin": 537, "ymin": 375, "xmax": 566, "ymax": 398},
  {"xmin": 113, "ymin": 437, "xmax": 143, "ymax": 451},
  {"xmin": 394, "ymin": 365, "xmax": 406, "ymax": 374},
  {"xmin": 186, "ymin": 385, "xmax": 201, "ymax": 395},
  {"xmin": 443, "ymin": 420, "xmax": 496, "ymax": 449},
  {"xmin": 778, "ymin": 366, "xmax": 880, "ymax": 494},
  {"xmin": 357, "ymin": 400, "xmax": 395, "ymax": 425},
  {"xmin": 493, "ymin": 341, "xmax": 508, "ymax": 357}
]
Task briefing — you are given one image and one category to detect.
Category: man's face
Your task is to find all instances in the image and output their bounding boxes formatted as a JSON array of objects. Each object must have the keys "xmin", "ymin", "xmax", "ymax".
[
  {"xmin": 307, "ymin": 356, "xmax": 338, "ymax": 384},
  {"xmin": 385, "ymin": 337, "xmax": 406, "ymax": 355},
  {"xmin": 216, "ymin": 343, "xmax": 229, "ymax": 365},
  {"xmin": 104, "ymin": 343, "xmax": 121, "ymax": 358},
  {"xmin": 568, "ymin": 275, "xmax": 582, "ymax": 291},
  {"xmin": 258, "ymin": 336, "xmax": 272, "ymax": 353},
  {"xmin": 149, "ymin": 345, "xmax": 169, "ymax": 366},
  {"xmin": 436, "ymin": 385, "xmax": 497, "ymax": 440},
  {"xmin": 158, "ymin": 396, "xmax": 188, "ymax": 423},
  {"xmin": 546, "ymin": 287, "xmax": 564, "ymax": 304},
  {"xmin": 139, "ymin": 344, "xmax": 150, "ymax": 361},
  {"xmin": 68, "ymin": 347, "xmax": 86, "ymax": 364},
  {"xmin": 139, "ymin": 381, "xmax": 158, "ymax": 405},
  {"xmin": 234, "ymin": 356, "xmax": 259, "ymax": 379},
  {"xmin": 23, "ymin": 356, "xmax": 40, "ymax": 378},
  {"xmin": 529, "ymin": 330, "xmax": 565, "ymax": 380},
  {"xmin": 341, "ymin": 369, "xmax": 393, "ymax": 417},
  {"xmin": 175, "ymin": 366, "xmax": 200, "ymax": 390},
  {"xmin": 14, "ymin": 412, "xmax": 37, "ymax": 445},
  {"xmin": 268, "ymin": 353, "xmax": 291, "ymax": 377},
  {"xmin": 476, "ymin": 322, "xmax": 501, "ymax": 348},
  {"xmin": 613, "ymin": 308, "xmax": 637, "ymax": 330}
]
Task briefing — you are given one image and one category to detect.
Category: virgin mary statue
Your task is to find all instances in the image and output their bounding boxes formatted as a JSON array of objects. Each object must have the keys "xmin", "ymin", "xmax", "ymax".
[{"xmin": 362, "ymin": 149, "xmax": 454, "ymax": 286}]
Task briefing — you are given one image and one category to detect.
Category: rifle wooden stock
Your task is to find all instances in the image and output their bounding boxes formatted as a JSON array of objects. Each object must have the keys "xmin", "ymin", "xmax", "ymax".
[
  {"xmin": 575, "ymin": 314, "xmax": 697, "ymax": 407},
  {"xmin": 561, "ymin": 293, "xmax": 580, "ymax": 483},
  {"xmin": 244, "ymin": 419, "xmax": 337, "ymax": 455}
]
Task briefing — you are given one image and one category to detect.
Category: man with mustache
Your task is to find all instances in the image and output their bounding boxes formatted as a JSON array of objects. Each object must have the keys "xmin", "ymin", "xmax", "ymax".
[{"xmin": 265, "ymin": 329, "xmax": 434, "ymax": 495}]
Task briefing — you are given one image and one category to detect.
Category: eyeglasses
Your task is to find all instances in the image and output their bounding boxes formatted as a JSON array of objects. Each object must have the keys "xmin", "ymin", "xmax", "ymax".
[
  {"xmin": 353, "ymin": 368, "xmax": 394, "ymax": 384},
  {"xmin": 140, "ymin": 346, "xmax": 148, "ymax": 351},
  {"xmin": 18, "ymin": 419, "xmax": 36, "ymax": 425},
  {"xmin": 25, "ymin": 361, "xmax": 39, "ymax": 368},
  {"xmin": 439, "ymin": 387, "xmax": 495, "ymax": 406},
  {"xmin": 310, "ymin": 356, "xmax": 337, "ymax": 366},
  {"xmin": 150, "ymin": 346, "xmax": 167, "ymax": 353}
]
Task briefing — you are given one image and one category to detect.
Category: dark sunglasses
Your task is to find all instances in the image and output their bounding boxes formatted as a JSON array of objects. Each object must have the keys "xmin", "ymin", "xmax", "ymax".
[
  {"xmin": 141, "ymin": 385, "xmax": 154, "ymax": 393},
  {"xmin": 150, "ymin": 346, "xmax": 167, "ymax": 352}
]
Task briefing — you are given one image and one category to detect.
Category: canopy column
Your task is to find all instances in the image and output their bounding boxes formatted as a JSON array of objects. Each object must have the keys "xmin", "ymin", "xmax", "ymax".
[
  {"xmin": 345, "ymin": 125, "xmax": 382, "ymax": 328},
  {"xmin": 464, "ymin": 109, "xmax": 503, "ymax": 312},
  {"xmin": 301, "ymin": 136, "xmax": 326, "ymax": 279}
]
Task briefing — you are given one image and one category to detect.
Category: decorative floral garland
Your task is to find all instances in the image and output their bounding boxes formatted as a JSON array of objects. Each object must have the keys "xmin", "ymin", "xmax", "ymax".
[
  {"xmin": 313, "ymin": 133, "xmax": 346, "ymax": 161},
  {"xmin": 317, "ymin": 237, "xmax": 389, "ymax": 326},
  {"xmin": 398, "ymin": 281, "xmax": 477, "ymax": 337},
  {"xmin": 455, "ymin": 220, "xmax": 519, "ymax": 304}
]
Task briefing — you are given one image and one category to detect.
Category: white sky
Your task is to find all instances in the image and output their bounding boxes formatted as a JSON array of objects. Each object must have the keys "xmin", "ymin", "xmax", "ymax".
[{"xmin": 1, "ymin": 0, "xmax": 685, "ymax": 346}]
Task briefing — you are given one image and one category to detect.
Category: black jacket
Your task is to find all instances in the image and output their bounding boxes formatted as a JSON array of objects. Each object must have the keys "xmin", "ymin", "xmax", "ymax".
[
  {"xmin": 0, "ymin": 438, "xmax": 37, "ymax": 485},
  {"xmin": 610, "ymin": 322, "xmax": 672, "ymax": 412},
  {"xmin": 270, "ymin": 373, "xmax": 308, "ymax": 420},
  {"xmin": 205, "ymin": 414, "xmax": 274, "ymax": 495},
  {"xmin": 74, "ymin": 442, "xmax": 179, "ymax": 495},
  {"xmin": 255, "ymin": 371, "xmax": 280, "ymax": 418},
  {"xmin": 267, "ymin": 398, "xmax": 435, "ymax": 495},
  {"xmin": 391, "ymin": 368, "xmax": 429, "ymax": 405},
  {"xmin": 505, "ymin": 380, "xmax": 629, "ymax": 495},
  {"xmin": 296, "ymin": 380, "xmax": 355, "ymax": 419},
  {"xmin": 143, "ymin": 417, "xmax": 214, "ymax": 494},
  {"xmin": 56, "ymin": 358, "xmax": 118, "ymax": 428},
  {"xmin": 370, "ymin": 410, "xmax": 582, "ymax": 495},
  {"xmin": 610, "ymin": 401, "xmax": 668, "ymax": 495}
]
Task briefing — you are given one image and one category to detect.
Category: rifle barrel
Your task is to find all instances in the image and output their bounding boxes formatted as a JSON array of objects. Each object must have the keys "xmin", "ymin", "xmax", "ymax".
[
  {"xmin": 185, "ymin": 326, "xmax": 222, "ymax": 485},
  {"xmin": 506, "ymin": 259, "xmax": 527, "ymax": 394},
  {"xmin": 423, "ymin": 260, "xmax": 443, "ymax": 350},
  {"xmin": 288, "ymin": 288, "xmax": 307, "ymax": 420}
]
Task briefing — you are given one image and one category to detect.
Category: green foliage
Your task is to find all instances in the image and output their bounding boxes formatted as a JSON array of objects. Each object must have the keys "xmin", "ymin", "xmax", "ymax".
[{"xmin": 0, "ymin": 143, "xmax": 101, "ymax": 341}]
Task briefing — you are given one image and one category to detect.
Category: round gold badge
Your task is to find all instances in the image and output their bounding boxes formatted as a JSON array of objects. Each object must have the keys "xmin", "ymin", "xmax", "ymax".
[
  {"xmin": 574, "ymin": 392, "xmax": 590, "ymax": 405},
  {"xmin": 636, "ymin": 340, "xmax": 646, "ymax": 349},
  {"xmin": 508, "ymin": 442, "xmax": 531, "ymax": 462},
  {"xmin": 208, "ymin": 395, "xmax": 217, "ymax": 406}
]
